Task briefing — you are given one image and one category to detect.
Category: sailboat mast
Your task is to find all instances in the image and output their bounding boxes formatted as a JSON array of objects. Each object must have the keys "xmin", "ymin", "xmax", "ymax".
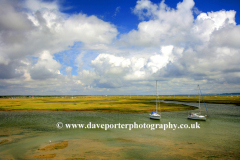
[
  {"xmin": 198, "ymin": 84, "xmax": 201, "ymax": 113},
  {"xmin": 156, "ymin": 80, "xmax": 158, "ymax": 113},
  {"xmin": 159, "ymin": 82, "xmax": 160, "ymax": 110}
]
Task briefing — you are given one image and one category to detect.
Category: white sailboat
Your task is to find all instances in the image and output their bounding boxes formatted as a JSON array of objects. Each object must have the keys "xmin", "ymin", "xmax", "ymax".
[
  {"xmin": 188, "ymin": 85, "xmax": 207, "ymax": 121},
  {"xmin": 150, "ymin": 81, "xmax": 161, "ymax": 120}
]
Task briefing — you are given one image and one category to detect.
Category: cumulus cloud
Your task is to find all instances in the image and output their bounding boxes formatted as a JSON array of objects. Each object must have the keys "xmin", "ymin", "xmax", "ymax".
[
  {"xmin": 30, "ymin": 50, "xmax": 61, "ymax": 80},
  {"xmin": 191, "ymin": 10, "xmax": 236, "ymax": 43},
  {"xmin": 0, "ymin": 61, "xmax": 24, "ymax": 79},
  {"xmin": 89, "ymin": 45, "xmax": 183, "ymax": 84},
  {"xmin": 210, "ymin": 25, "xmax": 240, "ymax": 48},
  {"xmin": 87, "ymin": 0, "xmax": 240, "ymax": 93},
  {"xmin": 122, "ymin": 0, "xmax": 194, "ymax": 47},
  {"xmin": 0, "ymin": 0, "xmax": 33, "ymax": 32},
  {"xmin": 0, "ymin": 0, "xmax": 118, "ymax": 90},
  {"xmin": 1, "ymin": 0, "xmax": 118, "ymax": 59},
  {"xmin": 0, "ymin": 0, "xmax": 240, "ymax": 95}
]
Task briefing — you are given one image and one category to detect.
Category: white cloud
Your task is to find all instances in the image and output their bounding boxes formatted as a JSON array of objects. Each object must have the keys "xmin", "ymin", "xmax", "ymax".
[
  {"xmin": 75, "ymin": 52, "xmax": 86, "ymax": 71},
  {"xmin": 0, "ymin": 51, "xmax": 10, "ymax": 65},
  {"xmin": 122, "ymin": 0, "xmax": 195, "ymax": 47},
  {"xmin": 90, "ymin": 46, "xmax": 181, "ymax": 81},
  {"xmin": 0, "ymin": 0, "xmax": 240, "ymax": 95},
  {"xmin": 0, "ymin": 0, "xmax": 118, "ymax": 60},
  {"xmin": 113, "ymin": 6, "xmax": 121, "ymax": 17},
  {"xmin": 63, "ymin": 14, "xmax": 118, "ymax": 44},
  {"xmin": 0, "ymin": 0, "xmax": 33, "ymax": 31},
  {"xmin": 65, "ymin": 66, "xmax": 72, "ymax": 76},
  {"xmin": 210, "ymin": 25, "xmax": 240, "ymax": 48},
  {"xmin": 79, "ymin": 69, "xmax": 99, "ymax": 86},
  {"xmin": 30, "ymin": 50, "xmax": 61, "ymax": 80},
  {"xmin": 25, "ymin": 0, "xmax": 59, "ymax": 12},
  {"xmin": 0, "ymin": 0, "xmax": 118, "ymax": 83},
  {"xmin": 192, "ymin": 10, "xmax": 236, "ymax": 42},
  {"xmin": 91, "ymin": 54, "xmax": 130, "ymax": 76},
  {"xmin": 133, "ymin": 0, "xmax": 158, "ymax": 20}
]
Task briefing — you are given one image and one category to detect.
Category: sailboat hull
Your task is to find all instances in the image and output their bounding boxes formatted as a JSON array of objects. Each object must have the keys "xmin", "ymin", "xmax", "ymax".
[
  {"xmin": 150, "ymin": 113, "xmax": 161, "ymax": 120},
  {"xmin": 150, "ymin": 116, "xmax": 160, "ymax": 120},
  {"xmin": 188, "ymin": 117, "xmax": 206, "ymax": 121},
  {"xmin": 188, "ymin": 114, "xmax": 206, "ymax": 121}
]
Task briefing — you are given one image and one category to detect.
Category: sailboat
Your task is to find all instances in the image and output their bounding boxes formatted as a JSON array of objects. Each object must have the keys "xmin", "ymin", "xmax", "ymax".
[
  {"xmin": 188, "ymin": 85, "xmax": 208, "ymax": 121},
  {"xmin": 150, "ymin": 81, "xmax": 161, "ymax": 120}
]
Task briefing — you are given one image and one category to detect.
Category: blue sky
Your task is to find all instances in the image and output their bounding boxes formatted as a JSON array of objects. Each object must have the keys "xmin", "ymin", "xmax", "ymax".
[
  {"xmin": 0, "ymin": 0, "xmax": 240, "ymax": 95},
  {"xmin": 53, "ymin": 0, "xmax": 240, "ymax": 38},
  {"xmin": 59, "ymin": 0, "xmax": 240, "ymax": 25}
]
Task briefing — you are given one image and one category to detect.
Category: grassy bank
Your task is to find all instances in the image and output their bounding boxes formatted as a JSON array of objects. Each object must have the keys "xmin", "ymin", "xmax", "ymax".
[
  {"xmin": 0, "ymin": 96, "xmax": 196, "ymax": 112},
  {"xmin": 161, "ymin": 95, "xmax": 240, "ymax": 105}
]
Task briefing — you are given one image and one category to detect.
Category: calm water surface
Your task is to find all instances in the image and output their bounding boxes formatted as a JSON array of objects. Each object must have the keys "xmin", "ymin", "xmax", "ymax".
[{"xmin": 0, "ymin": 102, "xmax": 239, "ymax": 159}]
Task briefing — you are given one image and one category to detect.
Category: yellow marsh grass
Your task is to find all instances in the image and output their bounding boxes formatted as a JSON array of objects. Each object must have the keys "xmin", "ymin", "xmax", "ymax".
[{"xmin": 0, "ymin": 96, "xmax": 196, "ymax": 112}]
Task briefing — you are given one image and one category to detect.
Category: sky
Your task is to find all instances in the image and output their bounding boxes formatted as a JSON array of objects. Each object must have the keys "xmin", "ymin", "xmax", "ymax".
[{"xmin": 0, "ymin": 0, "xmax": 240, "ymax": 95}]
